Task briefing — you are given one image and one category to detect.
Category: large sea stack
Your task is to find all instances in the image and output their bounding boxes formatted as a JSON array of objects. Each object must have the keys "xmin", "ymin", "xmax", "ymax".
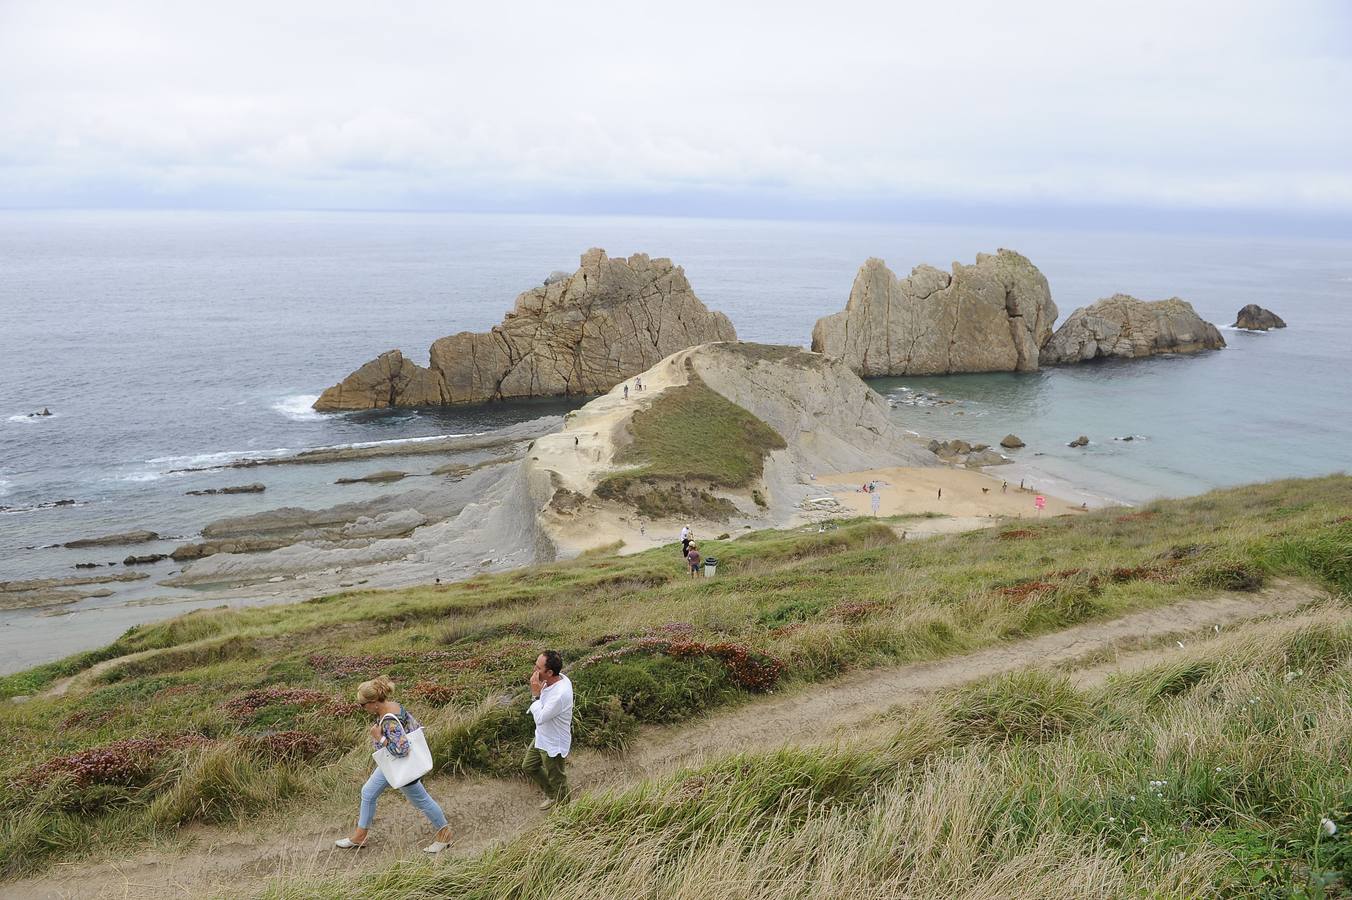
[
  {"xmin": 314, "ymin": 249, "xmax": 737, "ymax": 410},
  {"xmin": 810, "ymin": 250, "xmax": 1057, "ymax": 376},
  {"xmin": 1039, "ymin": 294, "xmax": 1226, "ymax": 365}
]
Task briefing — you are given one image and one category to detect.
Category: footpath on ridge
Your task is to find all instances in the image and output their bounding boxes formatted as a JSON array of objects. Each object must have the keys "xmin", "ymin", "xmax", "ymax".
[{"xmin": 4, "ymin": 579, "xmax": 1327, "ymax": 900}]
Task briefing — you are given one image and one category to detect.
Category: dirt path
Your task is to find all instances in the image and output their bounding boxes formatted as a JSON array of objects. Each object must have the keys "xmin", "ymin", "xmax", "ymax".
[{"xmin": 6, "ymin": 580, "xmax": 1327, "ymax": 900}]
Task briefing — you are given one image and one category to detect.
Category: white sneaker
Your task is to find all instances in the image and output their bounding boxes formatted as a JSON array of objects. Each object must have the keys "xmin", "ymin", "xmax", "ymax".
[
  {"xmin": 423, "ymin": 840, "xmax": 452, "ymax": 854},
  {"xmin": 334, "ymin": 837, "xmax": 366, "ymax": 849}
]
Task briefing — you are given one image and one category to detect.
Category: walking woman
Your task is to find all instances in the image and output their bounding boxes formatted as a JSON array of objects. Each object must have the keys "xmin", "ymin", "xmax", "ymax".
[{"xmin": 334, "ymin": 675, "xmax": 454, "ymax": 853}]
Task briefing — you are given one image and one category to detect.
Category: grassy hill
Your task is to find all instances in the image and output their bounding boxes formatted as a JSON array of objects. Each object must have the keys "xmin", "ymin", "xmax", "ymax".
[{"xmin": 1, "ymin": 474, "xmax": 1349, "ymax": 894}]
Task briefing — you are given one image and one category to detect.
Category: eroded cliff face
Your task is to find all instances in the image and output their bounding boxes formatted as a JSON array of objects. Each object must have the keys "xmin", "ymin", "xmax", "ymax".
[
  {"xmin": 314, "ymin": 249, "xmax": 737, "ymax": 410},
  {"xmin": 810, "ymin": 249, "xmax": 1058, "ymax": 377},
  {"xmin": 1039, "ymin": 294, "xmax": 1226, "ymax": 365}
]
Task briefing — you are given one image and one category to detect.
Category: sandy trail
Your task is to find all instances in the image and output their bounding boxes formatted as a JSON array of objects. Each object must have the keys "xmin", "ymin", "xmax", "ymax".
[{"xmin": 4, "ymin": 579, "xmax": 1327, "ymax": 900}]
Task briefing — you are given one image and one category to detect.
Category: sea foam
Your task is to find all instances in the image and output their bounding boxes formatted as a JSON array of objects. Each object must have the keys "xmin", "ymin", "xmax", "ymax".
[{"xmin": 272, "ymin": 394, "xmax": 324, "ymax": 422}]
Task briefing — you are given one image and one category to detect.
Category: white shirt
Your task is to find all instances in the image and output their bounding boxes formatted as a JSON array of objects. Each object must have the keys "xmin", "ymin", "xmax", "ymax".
[
  {"xmin": 680, "ymin": 527, "xmax": 690, "ymax": 540},
  {"xmin": 528, "ymin": 674, "xmax": 573, "ymax": 757}
]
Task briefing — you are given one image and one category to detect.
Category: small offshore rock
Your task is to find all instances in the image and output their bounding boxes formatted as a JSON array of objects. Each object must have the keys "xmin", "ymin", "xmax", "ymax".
[
  {"xmin": 1000, "ymin": 434, "xmax": 1026, "ymax": 449},
  {"xmin": 1232, "ymin": 304, "xmax": 1286, "ymax": 331},
  {"xmin": 123, "ymin": 553, "xmax": 169, "ymax": 565},
  {"xmin": 1069, "ymin": 435, "xmax": 1089, "ymax": 448}
]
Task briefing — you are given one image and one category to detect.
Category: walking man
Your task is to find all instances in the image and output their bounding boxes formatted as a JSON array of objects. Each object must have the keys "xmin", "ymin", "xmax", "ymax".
[
  {"xmin": 523, "ymin": 650, "xmax": 572, "ymax": 810},
  {"xmin": 623, "ymin": 384, "xmax": 629, "ymax": 400},
  {"xmin": 680, "ymin": 524, "xmax": 692, "ymax": 558}
]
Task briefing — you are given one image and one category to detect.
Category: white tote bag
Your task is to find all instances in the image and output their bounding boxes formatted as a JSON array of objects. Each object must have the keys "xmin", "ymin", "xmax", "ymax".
[{"xmin": 372, "ymin": 713, "xmax": 433, "ymax": 788}]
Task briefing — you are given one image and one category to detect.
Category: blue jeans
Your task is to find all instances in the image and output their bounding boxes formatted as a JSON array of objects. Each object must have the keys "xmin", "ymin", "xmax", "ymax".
[{"xmin": 357, "ymin": 768, "xmax": 448, "ymax": 830}]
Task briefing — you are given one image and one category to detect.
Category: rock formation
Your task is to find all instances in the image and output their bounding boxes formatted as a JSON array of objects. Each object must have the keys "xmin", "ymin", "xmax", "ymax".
[
  {"xmin": 63, "ymin": 530, "xmax": 160, "ymax": 548},
  {"xmin": 1040, "ymin": 295, "xmax": 1225, "ymax": 365},
  {"xmin": 314, "ymin": 249, "xmax": 737, "ymax": 410},
  {"xmin": 186, "ymin": 484, "xmax": 265, "ymax": 496},
  {"xmin": 1000, "ymin": 434, "xmax": 1025, "ymax": 449},
  {"xmin": 810, "ymin": 250, "xmax": 1057, "ymax": 376},
  {"xmin": 1233, "ymin": 304, "xmax": 1286, "ymax": 331}
]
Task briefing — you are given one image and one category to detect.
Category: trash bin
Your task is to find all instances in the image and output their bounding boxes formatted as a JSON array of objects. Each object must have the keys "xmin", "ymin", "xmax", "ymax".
[{"xmin": 703, "ymin": 556, "xmax": 718, "ymax": 578}]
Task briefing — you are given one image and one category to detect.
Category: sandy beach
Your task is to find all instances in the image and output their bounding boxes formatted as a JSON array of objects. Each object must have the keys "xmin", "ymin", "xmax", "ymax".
[{"xmin": 809, "ymin": 465, "xmax": 1088, "ymax": 521}]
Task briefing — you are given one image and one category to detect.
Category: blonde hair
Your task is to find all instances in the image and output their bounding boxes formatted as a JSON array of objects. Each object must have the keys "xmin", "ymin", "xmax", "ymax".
[{"xmin": 356, "ymin": 675, "xmax": 395, "ymax": 705}]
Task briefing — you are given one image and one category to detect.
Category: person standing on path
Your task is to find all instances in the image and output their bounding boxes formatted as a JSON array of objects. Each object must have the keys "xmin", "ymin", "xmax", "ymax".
[
  {"xmin": 334, "ymin": 676, "xmax": 454, "ymax": 853},
  {"xmin": 680, "ymin": 524, "xmax": 692, "ymax": 558},
  {"xmin": 523, "ymin": 650, "xmax": 573, "ymax": 810},
  {"xmin": 623, "ymin": 384, "xmax": 629, "ymax": 400},
  {"xmin": 686, "ymin": 542, "xmax": 702, "ymax": 578}
]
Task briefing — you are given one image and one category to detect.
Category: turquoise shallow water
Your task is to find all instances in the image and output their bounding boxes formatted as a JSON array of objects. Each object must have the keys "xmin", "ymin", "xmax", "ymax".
[{"xmin": 1, "ymin": 210, "xmax": 1350, "ymax": 588}]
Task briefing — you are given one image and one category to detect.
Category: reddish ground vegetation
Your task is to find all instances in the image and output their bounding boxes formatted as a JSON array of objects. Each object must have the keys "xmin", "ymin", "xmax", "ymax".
[
  {"xmin": 998, "ymin": 530, "xmax": 1037, "ymax": 541},
  {"xmin": 21, "ymin": 735, "xmax": 213, "ymax": 788},
  {"xmin": 408, "ymin": 681, "xmax": 456, "ymax": 705},
  {"xmin": 223, "ymin": 687, "xmax": 333, "ymax": 721},
  {"xmin": 830, "ymin": 600, "xmax": 883, "ymax": 622},
  {"xmin": 236, "ymin": 730, "xmax": 328, "ymax": 762}
]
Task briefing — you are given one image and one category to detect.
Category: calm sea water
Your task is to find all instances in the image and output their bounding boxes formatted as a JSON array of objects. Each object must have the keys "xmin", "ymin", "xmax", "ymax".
[{"xmin": 2, "ymin": 210, "xmax": 1350, "ymax": 594}]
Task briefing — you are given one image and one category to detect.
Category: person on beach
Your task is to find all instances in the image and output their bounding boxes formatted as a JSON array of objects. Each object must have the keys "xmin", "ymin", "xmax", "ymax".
[
  {"xmin": 334, "ymin": 676, "xmax": 454, "ymax": 853},
  {"xmin": 523, "ymin": 650, "xmax": 573, "ymax": 810},
  {"xmin": 686, "ymin": 542, "xmax": 701, "ymax": 577},
  {"xmin": 636, "ymin": 376, "xmax": 643, "ymax": 392},
  {"xmin": 623, "ymin": 384, "xmax": 629, "ymax": 400},
  {"xmin": 680, "ymin": 524, "xmax": 692, "ymax": 558}
]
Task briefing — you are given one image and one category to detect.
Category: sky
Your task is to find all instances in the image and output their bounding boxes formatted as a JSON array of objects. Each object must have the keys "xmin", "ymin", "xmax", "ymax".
[{"xmin": 2, "ymin": 0, "xmax": 1351, "ymax": 229}]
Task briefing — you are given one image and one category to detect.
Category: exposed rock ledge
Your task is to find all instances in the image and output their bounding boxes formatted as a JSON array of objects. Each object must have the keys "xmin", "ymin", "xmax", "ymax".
[
  {"xmin": 1040, "ymin": 295, "xmax": 1225, "ymax": 365},
  {"xmin": 810, "ymin": 249, "xmax": 1057, "ymax": 376},
  {"xmin": 314, "ymin": 249, "xmax": 737, "ymax": 410}
]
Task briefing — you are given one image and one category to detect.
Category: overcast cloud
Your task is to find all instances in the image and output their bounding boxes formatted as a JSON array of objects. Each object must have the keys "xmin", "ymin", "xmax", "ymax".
[{"xmin": 1, "ymin": 0, "xmax": 1350, "ymax": 222}]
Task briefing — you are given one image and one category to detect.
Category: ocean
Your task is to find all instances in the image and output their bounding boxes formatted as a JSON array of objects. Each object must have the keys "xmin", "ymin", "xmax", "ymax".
[{"xmin": 2, "ymin": 210, "xmax": 1350, "ymax": 667}]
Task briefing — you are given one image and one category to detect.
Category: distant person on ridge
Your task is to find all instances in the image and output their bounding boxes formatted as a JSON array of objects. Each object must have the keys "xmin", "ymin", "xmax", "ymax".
[
  {"xmin": 523, "ymin": 650, "xmax": 573, "ymax": 810},
  {"xmin": 686, "ymin": 542, "xmax": 702, "ymax": 578},
  {"xmin": 334, "ymin": 676, "xmax": 454, "ymax": 853}
]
